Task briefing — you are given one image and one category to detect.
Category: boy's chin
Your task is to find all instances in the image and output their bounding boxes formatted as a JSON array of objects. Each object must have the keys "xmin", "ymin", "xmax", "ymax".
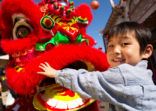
[{"xmin": 110, "ymin": 62, "xmax": 124, "ymax": 67}]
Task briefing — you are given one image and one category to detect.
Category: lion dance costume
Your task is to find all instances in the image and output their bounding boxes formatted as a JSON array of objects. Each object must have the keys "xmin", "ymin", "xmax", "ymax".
[{"xmin": 0, "ymin": 0, "xmax": 109, "ymax": 110}]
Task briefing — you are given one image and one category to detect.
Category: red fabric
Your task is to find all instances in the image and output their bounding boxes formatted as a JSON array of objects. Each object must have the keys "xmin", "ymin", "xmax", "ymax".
[{"xmin": 6, "ymin": 45, "xmax": 109, "ymax": 95}]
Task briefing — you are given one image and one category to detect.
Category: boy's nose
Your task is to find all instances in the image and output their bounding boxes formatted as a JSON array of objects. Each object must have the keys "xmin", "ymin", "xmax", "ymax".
[{"xmin": 113, "ymin": 46, "xmax": 121, "ymax": 55}]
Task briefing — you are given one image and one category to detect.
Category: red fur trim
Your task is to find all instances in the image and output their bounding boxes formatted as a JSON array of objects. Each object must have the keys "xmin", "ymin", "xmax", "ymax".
[
  {"xmin": 6, "ymin": 45, "xmax": 109, "ymax": 95},
  {"xmin": 1, "ymin": 35, "xmax": 38, "ymax": 54},
  {"xmin": 6, "ymin": 66, "xmax": 44, "ymax": 95},
  {"xmin": 26, "ymin": 45, "xmax": 109, "ymax": 71}
]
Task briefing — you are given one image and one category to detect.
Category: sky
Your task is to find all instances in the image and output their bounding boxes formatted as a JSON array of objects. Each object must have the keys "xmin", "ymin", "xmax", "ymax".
[{"xmin": 34, "ymin": 0, "xmax": 120, "ymax": 51}]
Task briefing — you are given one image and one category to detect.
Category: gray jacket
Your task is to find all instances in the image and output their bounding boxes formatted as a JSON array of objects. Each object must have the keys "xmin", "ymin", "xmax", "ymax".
[{"xmin": 55, "ymin": 60, "xmax": 156, "ymax": 111}]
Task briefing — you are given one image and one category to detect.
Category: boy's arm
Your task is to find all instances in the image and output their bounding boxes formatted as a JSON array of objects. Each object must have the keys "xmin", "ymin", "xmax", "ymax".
[
  {"xmin": 55, "ymin": 68, "xmax": 125, "ymax": 101},
  {"xmin": 38, "ymin": 62, "xmax": 125, "ymax": 101}
]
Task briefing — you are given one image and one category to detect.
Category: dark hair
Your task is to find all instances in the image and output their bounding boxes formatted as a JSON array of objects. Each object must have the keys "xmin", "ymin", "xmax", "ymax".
[{"xmin": 108, "ymin": 21, "xmax": 152, "ymax": 53}]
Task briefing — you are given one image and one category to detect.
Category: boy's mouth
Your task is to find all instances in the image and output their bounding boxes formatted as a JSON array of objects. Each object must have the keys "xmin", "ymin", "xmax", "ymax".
[{"xmin": 112, "ymin": 58, "xmax": 125, "ymax": 63}]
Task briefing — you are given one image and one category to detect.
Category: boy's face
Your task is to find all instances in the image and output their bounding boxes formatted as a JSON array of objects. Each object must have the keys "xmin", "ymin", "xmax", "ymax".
[{"xmin": 106, "ymin": 32, "xmax": 145, "ymax": 67}]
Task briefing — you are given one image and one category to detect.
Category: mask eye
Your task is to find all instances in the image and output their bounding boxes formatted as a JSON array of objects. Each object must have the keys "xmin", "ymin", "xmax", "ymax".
[
  {"xmin": 16, "ymin": 25, "xmax": 31, "ymax": 38},
  {"xmin": 40, "ymin": 15, "xmax": 55, "ymax": 30},
  {"xmin": 12, "ymin": 16, "xmax": 33, "ymax": 40}
]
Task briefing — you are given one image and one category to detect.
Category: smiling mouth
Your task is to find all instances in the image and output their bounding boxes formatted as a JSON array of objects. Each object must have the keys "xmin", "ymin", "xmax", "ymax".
[{"xmin": 112, "ymin": 59, "xmax": 125, "ymax": 63}]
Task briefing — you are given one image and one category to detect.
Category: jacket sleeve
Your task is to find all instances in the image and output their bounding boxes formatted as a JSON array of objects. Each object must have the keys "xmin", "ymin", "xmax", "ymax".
[{"xmin": 55, "ymin": 68, "xmax": 126, "ymax": 102}]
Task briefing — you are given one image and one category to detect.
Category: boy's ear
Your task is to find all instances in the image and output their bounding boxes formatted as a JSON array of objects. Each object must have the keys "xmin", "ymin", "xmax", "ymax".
[{"xmin": 142, "ymin": 44, "xmax": 153, "ymax": 59}]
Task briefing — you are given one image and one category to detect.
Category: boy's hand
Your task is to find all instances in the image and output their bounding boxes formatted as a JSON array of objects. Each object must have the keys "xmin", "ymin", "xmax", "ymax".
[{"xmin": 38, "ymin": 62, "xmax": 57, "ymax": 78}]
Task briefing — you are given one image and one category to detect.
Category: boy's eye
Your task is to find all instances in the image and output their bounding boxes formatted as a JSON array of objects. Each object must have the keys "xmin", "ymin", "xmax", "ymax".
[
  {"xmin": 121, "ymin": 43, "xmax": 130, "ymax": 47},
  {"xmin": 107, "ymin": 44, "xmax": 114, "ymax": 48}
]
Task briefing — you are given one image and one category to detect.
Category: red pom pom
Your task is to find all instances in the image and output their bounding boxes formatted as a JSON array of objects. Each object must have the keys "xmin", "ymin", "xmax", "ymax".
[{"xmin": 90, "ymin": 0, "xmax": 100, "ymax": 10}]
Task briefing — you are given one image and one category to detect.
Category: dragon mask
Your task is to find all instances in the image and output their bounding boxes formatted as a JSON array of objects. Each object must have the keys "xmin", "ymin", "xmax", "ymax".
[{"xmin": 0, "ymin": 0, "xmax": 109, "ymax": 110}]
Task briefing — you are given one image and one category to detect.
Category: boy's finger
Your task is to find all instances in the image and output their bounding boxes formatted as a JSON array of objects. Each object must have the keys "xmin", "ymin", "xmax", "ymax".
[
  {"xmin": 37, "ymin": 71, "xmax": 46, "ymax": 75},
  {"xmin": 44, "ymin": 62, "xmax": 48, "ymax": 65},
  {"xmin": 39, "ymin": 65, "xmax": 46, "ymax": 70},
  {"xmin": 40, "ymin": 63, "xmax": 46, "ymax": 67},
  {"xmin": 45, "ymin": 62, "xmax": 51, "ymax": 67}
]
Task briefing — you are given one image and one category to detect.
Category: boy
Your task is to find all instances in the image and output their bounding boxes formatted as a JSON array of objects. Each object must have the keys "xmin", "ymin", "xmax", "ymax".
[{"xmin": 38, "ymin": 21, "xmax": 155, "ymax": 111}]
